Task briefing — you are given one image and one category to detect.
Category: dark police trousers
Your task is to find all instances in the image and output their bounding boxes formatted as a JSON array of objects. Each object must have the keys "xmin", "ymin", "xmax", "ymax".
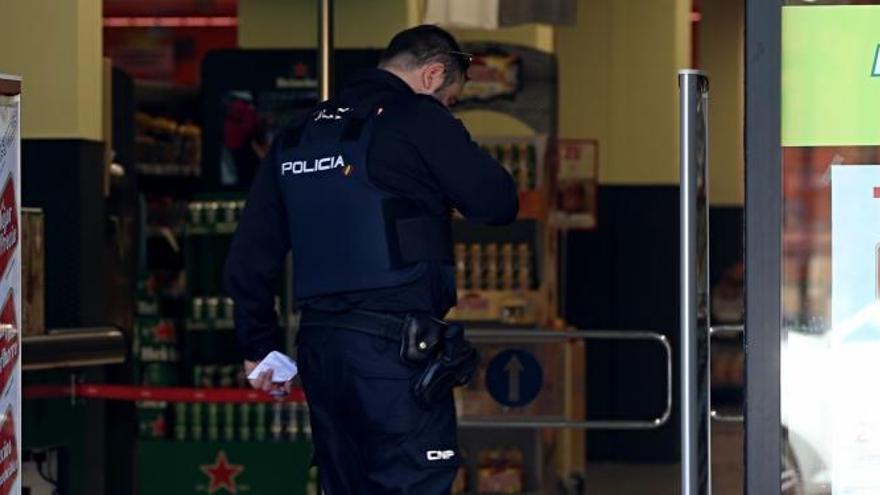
[{"xmin": 297, "ymin": 319, "xmax": 460, "ymax": 494}]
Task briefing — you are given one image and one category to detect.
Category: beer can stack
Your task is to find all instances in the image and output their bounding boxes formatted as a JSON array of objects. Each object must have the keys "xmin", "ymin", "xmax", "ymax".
[
  {"xmin": 134, "ymin": 318, "xmax": 180, "ymax": 439},
  {"xmin": 186, "ymin": 200, "xmax": 243, "ymax": 304},
  {"xmin": 481, "ymin": 142, "xmax": 539, "ymax": 192},
  {"xmin": 180, "ymin": 195, "xmax": 309, "ymax": 444},
  {"xmin": 454, "ymin": 242, "xmax": 534, "ymax": 291},
  {"xmin": 172, "ymin": 366, "xmax": 311, "ymax": 444}
]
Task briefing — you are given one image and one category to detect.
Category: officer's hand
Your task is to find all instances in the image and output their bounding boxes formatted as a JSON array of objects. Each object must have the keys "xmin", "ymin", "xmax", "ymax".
[{"xmin": 243, "ymin": 360, "xmax": 292, "ymax": 400}]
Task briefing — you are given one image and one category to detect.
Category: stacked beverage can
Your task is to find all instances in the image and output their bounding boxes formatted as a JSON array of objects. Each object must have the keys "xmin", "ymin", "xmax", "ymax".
[
  {"xmin": 517, "ymin": 243, "xmax": 532, "ymax": 290},
  {"xmin": 254, "ymin": 403, "xmax": 268, "ymax": 441},
  {"xmin": 239, "ymin": 404, "xmax": 252, "ymax": 441},
  {"xmin": 501, "ymin": 244, "xmax": 515, "ymax": 290},
  {"xmin": 485, "ymin": 243, "xmax": 499, "ymax": 290},
  {"xmin": 174, "ymin": 402, "xmax": 187, "ymax": 441},
  {"xmin": 454, "ymin": 244, "xmax": 467, "ymax": 289},
  {"xmin": 468, "ymin": 244, "xmax": 483, "ymax": 290}
]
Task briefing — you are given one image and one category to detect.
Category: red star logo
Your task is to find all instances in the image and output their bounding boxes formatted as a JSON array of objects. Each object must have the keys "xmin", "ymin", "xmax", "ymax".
[
  {"xmin": 154, "ymin": 321, "xmax": 175, "ymax": 342},
  {"xmin": 150, "ymin": 415, "xmax": 166, "ymax": 437},
  {"xmin": 293, "ymin": 62, "xmax": 310, "ymax": 78},
  {"xmin": 200, "ymin": 451, "xmax": 244, "ymax": 494}
]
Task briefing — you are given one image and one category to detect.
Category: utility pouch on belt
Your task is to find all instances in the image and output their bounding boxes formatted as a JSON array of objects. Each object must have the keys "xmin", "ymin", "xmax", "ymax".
[
  {"xmin": 404, "ymin": 317, "xmax": 480, "ymax": 408},
  {"xmin": 400, "ymin": 314, "xmax": 446, "ymax": 364}
]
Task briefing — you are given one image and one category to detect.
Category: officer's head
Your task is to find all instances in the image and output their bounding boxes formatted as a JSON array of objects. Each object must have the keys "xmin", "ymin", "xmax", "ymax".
[{"xmin": 379, "ymin": 25, "xmax": 471, "ymax": 108}]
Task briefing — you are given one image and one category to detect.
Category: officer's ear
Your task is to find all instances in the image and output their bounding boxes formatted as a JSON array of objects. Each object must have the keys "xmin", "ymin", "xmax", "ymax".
[{"xmin": 419, "ymin": 62, "xmax": 447, "ymax": 94}]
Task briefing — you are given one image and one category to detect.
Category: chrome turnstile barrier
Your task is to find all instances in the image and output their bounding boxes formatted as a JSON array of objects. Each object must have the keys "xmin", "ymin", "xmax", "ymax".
[
  {"xmin": 458, "ymin": 329, "xmax": 672, "ymax": 430},
  {"xmin": 679, "ymin": 69, "xmax": 712, "ymax": 495}
]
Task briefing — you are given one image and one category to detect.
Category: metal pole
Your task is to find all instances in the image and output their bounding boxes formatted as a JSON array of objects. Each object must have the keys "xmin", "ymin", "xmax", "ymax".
[
  {"xmin": 679, "ymin": 69, "xmax": 711, "ymax": 495},
  {"xmin": 318, "ymin": 0, "xmax": 333, "ymax": 101}
]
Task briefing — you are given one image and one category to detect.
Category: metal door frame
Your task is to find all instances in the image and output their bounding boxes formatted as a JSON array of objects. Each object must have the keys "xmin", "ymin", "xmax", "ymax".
[{"xmin": 744, "ymin": 0, "xmax": 783, "ymax": 493}]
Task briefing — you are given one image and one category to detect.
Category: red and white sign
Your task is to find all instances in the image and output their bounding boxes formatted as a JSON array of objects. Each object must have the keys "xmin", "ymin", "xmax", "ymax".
[
  {"xmin": 0, "ymin": 84, "xmax": 22, "ymax": 494},
  {"xmin": 0, "ymin": 176, "xmax": 17, "ymax": 280},
  {"xmin": 0, "ymin": 326, "xmax": 17, "ymax": 403},
  {"xmin": 0, "ymin": 406, "xmax": 17, "ymax": 495},
  {"xmin": 0, "ymin": 291, "xmax": 14, "ymax": 330}
]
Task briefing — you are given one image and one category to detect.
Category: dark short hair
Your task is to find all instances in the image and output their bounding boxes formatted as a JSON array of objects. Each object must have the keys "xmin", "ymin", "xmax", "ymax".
[{"xmin": 379, "ymin": 25, "xmax": 466, "ymax": 87}]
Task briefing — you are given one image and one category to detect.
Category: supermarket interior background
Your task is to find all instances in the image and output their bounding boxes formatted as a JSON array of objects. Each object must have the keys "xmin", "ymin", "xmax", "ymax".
[{"xmin": 0, "ymin": 0, "xmax": 756, "ymax": 493}]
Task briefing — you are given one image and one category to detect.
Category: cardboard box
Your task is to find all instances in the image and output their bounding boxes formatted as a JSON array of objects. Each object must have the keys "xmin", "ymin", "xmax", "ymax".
[{"xmin": 21, "ymin": 209, "xmax": 43, "ymax": 336}]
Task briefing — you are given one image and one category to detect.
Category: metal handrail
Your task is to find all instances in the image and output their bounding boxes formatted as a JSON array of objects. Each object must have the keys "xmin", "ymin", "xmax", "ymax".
[
  {"xmin": 459, "ymin": 328, "xmax": 673, "ymax": 430},
  {"xmin": 22, "ymin": 327, "xmax": 126, "ymax": 371},
  {"xmin": 709, "ymin": 324, "xmax": 745, "ymax": 422}
]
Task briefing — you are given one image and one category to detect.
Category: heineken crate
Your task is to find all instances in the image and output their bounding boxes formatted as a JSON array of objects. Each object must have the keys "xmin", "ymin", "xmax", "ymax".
[
  {"xmin": 137, "ymin": 401, "xmax": 170, "ymax": 440},
  {"xmin": 137, "ymin": 440, "xmax": 312, "ymax": 495},
  {"xmin": 135, "ymin": 317, "xmax": 179, "ymax": 352},
  {"xmin": 134, "ymin": 317, "xmax": 181, "ymax": 385}
]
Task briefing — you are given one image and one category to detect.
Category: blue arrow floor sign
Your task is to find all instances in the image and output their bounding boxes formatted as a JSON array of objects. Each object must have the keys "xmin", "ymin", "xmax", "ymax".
[{"xmin": 486, "ymin": 349, "xmax": 543, "ymax": 407}]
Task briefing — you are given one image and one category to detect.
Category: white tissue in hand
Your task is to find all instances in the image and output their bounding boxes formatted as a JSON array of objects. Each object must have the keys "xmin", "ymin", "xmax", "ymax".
[{"xmin": 247, "ymin": 351, "xmax": 298, "ymax": 383}]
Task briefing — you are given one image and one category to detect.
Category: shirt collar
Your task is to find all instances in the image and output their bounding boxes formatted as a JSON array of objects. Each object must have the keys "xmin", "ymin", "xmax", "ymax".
[{"xmin": 348, "ymin": 67, "xmax": 414, "ymax": 95}]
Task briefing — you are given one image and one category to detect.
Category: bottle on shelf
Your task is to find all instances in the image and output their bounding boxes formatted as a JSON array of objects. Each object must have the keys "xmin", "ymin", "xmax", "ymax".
[
  {"xmin": 454, "ymin": 243, "xmax": 467, "ymax": 290},
  {"xmin": 223, "ymin": 403, "xmax": 236, "ymax": 441},
  {"xmin": 174, "ymin": 402, "xmax": 187, "ymax": 441},
  {"xmin": 204, "ymin": 202, "xmax": 220, "ymax": 226},
  {"xmin": 525, "ymin": 143, "xmax": 538, "ymax": 190},
  {"xmin": 516, "ymin": 243, "xmax": 533, "ymax": 291},
  {"xmin": 191, "ymin": 403, "xmax": 204, "ymax": 441},
  {"xmin": 192, "ymin": 297, "xmax": 204, "ymax": 321},
  {"xmin": 270, "ymin": 403, "xmax": 284, "ymax": 441},
  {"xmin": 286, "ymin": 403, "xmax": 301, "ymax": 440},
  {"xmin": 222, "ymin": 297, "xmax": 234, "ymax": 322},
  {"xmin": 509, "ymin": 144, "xmax": 521, "ymax": 189},
  {"xmin": 239, "ymin": 404, "xmax": 253, "ymax": 441},
  {"xmin": 302, "ymin": 405, "xmax": 312, "ymax": 441},
  {"xmin": 254, "ymin": 403, "xmax": 268, "ymax": 441},
  {"xmin": 222, "ymin": 201, "xmax": 237, "ymax": 224},
  {"xmin": 306, "ymin": 466, "xmax": 319, "ymax": 495},
  {"xmin": 485, "ymin": 243, "xmax": 499, "ymax": 290},
  {"xmin": 469, "ymin": 244, "xmax": 484, "ymax": 290},
  {"xmin": 188, "ymin": 202, "xmax": 204, "ymax": 226},
  {"xmin": 501, "ymin": 243, "xmax": 515, "ymax": 291},
  {"xmin": 494, "ymin": 144, "xmax": 507, "ymax": 172},
  {"xmin": 205, "ymin": 297, "xmax": 220, "ymax": 322},
  {"xmin": 207, "ymin": 403, "xmax": 220, "ymax": 441}
]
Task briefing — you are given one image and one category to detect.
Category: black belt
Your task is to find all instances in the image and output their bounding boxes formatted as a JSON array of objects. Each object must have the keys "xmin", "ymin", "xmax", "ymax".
[{"xmin": 299, "ymin": 309, "xmax": 406, "ymax": 342}]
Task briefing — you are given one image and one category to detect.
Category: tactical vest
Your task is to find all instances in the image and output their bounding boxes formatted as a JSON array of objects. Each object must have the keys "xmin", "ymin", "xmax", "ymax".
[{"xmin": 276, "ymin": 93, "xmax": 452, "ymax": 300}]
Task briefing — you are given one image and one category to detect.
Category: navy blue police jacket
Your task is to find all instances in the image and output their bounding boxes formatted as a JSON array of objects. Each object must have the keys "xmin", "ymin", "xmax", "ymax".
[{"xmin": 224, "ymin": 68, "xmax": 519, "ymax": 361}]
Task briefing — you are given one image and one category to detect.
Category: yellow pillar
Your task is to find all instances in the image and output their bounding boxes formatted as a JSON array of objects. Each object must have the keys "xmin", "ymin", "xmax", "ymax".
[
  {"xmin": 0, "ymin": 0, "xmax": 103, "ymax": 140},
  {"xmin": 238, "ymin": 0, "xmax": 410, "ymax": 49},
  {"xmin": 557, "ymin": 0, "xmax": 692, "ymax": 185},
  {"xmin": 701, "ymin": 0, "xmax": 744, "ymax": 206}
]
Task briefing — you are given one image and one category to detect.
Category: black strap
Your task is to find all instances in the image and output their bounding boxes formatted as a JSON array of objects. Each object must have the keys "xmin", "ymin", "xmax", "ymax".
[{"xmin": 299, "ymin": 309, "xmax": 405, "ymax": 342}]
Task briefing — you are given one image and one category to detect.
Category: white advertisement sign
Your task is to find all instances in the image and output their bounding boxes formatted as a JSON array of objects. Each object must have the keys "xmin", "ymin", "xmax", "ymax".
[
  {"xmin": 831, "ymin": 165, "xmax": 880, "ymax": 494},
  {"xmin": 0, "ymin": 91, "xmax": 21, "ymax": 495}
]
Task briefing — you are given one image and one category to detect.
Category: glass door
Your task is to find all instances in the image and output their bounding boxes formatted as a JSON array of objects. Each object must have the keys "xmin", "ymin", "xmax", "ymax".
[{"xmin": 747, "ymin": 1, "xmax": 880, "ymax": 493}]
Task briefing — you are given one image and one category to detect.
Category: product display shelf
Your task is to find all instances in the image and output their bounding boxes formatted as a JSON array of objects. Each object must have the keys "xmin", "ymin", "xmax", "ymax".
[
  {"xmin": 445, "ymin": 135, "xmax": 586, "ymax": 494},
  {"xmin": 130, "ymin": 192, "xmax": 318, "ymax": 494}
]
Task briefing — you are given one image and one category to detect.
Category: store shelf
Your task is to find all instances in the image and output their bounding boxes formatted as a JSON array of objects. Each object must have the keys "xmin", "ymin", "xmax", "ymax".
[
  {"xmin": 186, "ymin": 319, "xmax": 235, "ymax": 331},
  {"xmin": 23, "ymin": 327, "xmax": 126, "ymax": 371},
  {"xmin": 185, "ymin": 222, "xmax": 237, "ymax": 236},
  {"xmin": 137, "ymin": 163, "xmax": 200, "ymax": 177}
]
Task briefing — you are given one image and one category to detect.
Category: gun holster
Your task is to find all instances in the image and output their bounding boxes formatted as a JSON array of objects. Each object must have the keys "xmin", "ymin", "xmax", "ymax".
[{"xmin": 401, "ymin": 315, "xmax": 479, "ymax": 407}]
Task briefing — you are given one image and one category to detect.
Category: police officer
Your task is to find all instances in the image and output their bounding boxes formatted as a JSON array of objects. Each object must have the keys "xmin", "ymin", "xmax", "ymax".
[{"xmin": 225, "ymin": 25, "xmax": 518, "ymax": 494}]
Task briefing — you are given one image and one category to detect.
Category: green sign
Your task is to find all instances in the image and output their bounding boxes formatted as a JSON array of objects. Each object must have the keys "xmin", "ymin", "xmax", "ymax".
[
  {"xmin": 783, "ymin": 6, "xmax": 880, "ymax": 146},
  {"xmin": 138, "ymin": 440, "xmax": 312, "ymax": 494}
]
